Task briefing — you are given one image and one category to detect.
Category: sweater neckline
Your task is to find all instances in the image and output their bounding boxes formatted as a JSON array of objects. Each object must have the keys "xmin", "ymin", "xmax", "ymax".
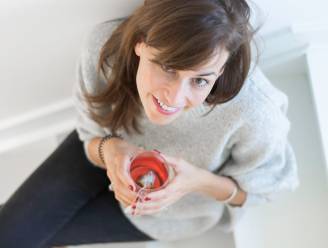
[
  {"xmin": 183, "ymin": 103, "xmax": 211, "ymax": 118},
  {"xmin": 139, "ymin": 102, "xmax": 212, "ymax": 127}
]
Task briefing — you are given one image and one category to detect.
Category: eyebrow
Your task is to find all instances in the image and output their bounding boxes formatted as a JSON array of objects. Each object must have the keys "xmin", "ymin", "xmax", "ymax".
[
  {"xmin": 194, "ymin": 71, "xmax": 217, "ymax": 77},
  {"xmin": 150, "ymin": 59, "xmax": 217, "ymax": 78}
]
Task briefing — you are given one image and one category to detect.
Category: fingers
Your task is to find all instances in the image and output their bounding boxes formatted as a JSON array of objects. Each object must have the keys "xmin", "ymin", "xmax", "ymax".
[
  {"xmin": 143, "ymin": 188, "xmax": 170, "ymax": 201},
  {"xmin": 115, "ymin": 155, "xmax": 138, "ymax": 195},
  {"xmin": 118, "ymin": 155, "xmax": 136, "ymax": 190},
  {"xmin": 159, "ymin": 153, "xmax": 180, "ymax": 174},
  {"xmin": 114, "ymin": 190, "xmax": 134, "ymax": 207},
  {"xmin": 107, "ymin": 155, "xmax": 138, "ymax": 206},
  {"xmin": 132, "ymin": 200, "xmax": 169, "ymax": 216},
  {"xmin": 102, "ymin": 139, "xmax": 147, "ymax": 207},
  {"xmin": 109, "ymin": 178, "xmax": 136, "ymax": 206},
  {"xmin": 112, "ymin": 180, "xmax": 137, "ymax": 206},
  {"xmin": 159, "ymin": 153, "xmax": 178, "ymax": 165},
  {"xmin": 135, "ymin": 199, "xmax": 165, "ymax": 210},
  {"xmin": 131, "ymin": 187, "xmax": 177, "ymax": 216}
]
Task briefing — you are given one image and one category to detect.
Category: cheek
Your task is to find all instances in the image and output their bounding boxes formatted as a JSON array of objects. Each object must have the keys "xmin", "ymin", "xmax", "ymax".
[
  {"xmin": 136, "ymin": 61, "xmax": 152, "ymax": 94},
  {"xmin": 138, "ymin": 66, "xmax": 167, "ymax": 93},
  {"xmin": 189, "ymin": 88, "xmax": 213, "ymax": 106}
]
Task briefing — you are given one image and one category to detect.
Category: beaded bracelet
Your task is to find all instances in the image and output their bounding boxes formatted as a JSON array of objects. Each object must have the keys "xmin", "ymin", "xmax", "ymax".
[{"xmin": 98, "ymin": 134, "xmax": 123, "ymax": 165}]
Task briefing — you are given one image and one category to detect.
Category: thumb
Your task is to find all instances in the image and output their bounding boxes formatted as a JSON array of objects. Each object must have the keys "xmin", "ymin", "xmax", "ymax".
[
  {"xmin": 160, "ymin": 153, "xmax": 179, "ymax": 171},
  {"xmin": 130, "ymin": 147, "xmax": 145, "ymax": 161}
]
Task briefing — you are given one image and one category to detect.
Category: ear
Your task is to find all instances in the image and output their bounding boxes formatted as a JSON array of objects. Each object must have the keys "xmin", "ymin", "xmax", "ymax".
[{"xmin": 134, "ymin": 41, "xmax": 143, "ymax": 57}]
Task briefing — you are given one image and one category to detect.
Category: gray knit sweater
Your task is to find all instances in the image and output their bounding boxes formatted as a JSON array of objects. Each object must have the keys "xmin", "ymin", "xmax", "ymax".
[{"xmin": 72, "ymin": 18, "xmax": 300, "ymax": 241}]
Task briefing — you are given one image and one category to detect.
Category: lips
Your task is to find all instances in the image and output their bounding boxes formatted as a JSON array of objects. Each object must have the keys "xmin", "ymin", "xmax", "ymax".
[{"xmin": 152, "ymin": 95, "xmax": 181, "ymax": 115}]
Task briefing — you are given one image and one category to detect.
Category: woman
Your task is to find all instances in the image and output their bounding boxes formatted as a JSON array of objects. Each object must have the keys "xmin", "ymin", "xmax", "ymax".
[{"xmin": 0, "ymin": 0, "xmax": 299, "ymax": 247}]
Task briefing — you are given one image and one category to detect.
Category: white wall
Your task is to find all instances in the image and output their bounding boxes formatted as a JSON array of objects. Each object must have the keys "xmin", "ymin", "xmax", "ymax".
[
  {"xmin": 250, "ymin": 0, "xmax": 328, "ymax": 35},
  {"xmin": 1, "ymin": 0, "xmax": 328, "ymax": 122},
  {"xmin": 0, "ymin": 0, "xmax": 143, "ymax": 120}
]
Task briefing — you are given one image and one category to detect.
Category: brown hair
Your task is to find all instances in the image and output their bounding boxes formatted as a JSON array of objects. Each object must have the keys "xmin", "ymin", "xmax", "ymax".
[{"xmin": 82, "ymin": 0, "xmax": 258, "ymax": 135}]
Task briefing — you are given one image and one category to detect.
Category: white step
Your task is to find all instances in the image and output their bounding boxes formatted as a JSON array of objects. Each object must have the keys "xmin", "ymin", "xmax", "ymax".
[{"xmin": 0, "ymin": 99, "xmax": 76, "ymax": 155}]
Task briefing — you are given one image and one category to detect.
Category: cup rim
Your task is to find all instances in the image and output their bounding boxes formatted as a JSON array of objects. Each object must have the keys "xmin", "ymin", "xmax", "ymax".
[{"xmin": 128, "ymin": 150, "xmax": 172, "ymax": 192}]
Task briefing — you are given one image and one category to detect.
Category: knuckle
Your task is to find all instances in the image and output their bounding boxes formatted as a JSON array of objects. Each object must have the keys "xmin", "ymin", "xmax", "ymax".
[
  {"xmin": 113, "ymin": 156, "xmax": 121, "ymax": 166},
  {"xmin": 124, "ymin": 200, "xmax": 130, "ymax": 207},
  {"xmin": 112, "ymin": 157, "xmax": 119, "ymax": 165},
  {"xmin": 120, "ymin": 198, "xmax": 128, "ymax": 206},
  {"xmin": 118, "ymin": 198, "xmax": 129, "ymax": 207},
  {"xmin": 117, "ymin": 173, "xmax": 127, "ymax": 185},
  {"xmin": 128, "ymin": 194, "xmax": 134, "ymax": 200},
  {"xmin": 116, "ymin": 153, "xmax": 125, "ymax": 162},
  {"xmin": 114, "ymin": 192, "xmax": 123, "ymax": 201}
]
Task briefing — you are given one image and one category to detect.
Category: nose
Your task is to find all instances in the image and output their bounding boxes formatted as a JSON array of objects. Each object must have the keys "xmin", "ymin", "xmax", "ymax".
[{"xmin": 163, "ymin": 79, "xmax": 190, "ymax": 107}]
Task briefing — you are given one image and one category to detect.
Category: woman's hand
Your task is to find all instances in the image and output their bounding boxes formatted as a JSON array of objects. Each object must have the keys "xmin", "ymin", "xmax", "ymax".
[
  {"xmin": 132, "ymin": 153, "xmax": 202, "ymax": 216},
  {"xmin": 103, "ymin": 138, "xmax": 144, "ymax": 208}
]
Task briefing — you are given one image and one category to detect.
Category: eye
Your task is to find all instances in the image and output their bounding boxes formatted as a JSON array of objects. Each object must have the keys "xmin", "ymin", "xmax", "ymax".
[{"xmin": 193, "ymin": 78, "xmax": 209, "ymax": 88}]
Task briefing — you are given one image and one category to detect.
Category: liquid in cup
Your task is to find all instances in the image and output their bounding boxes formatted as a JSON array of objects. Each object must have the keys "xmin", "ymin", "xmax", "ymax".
[{"xmin": 128, "ymin": 150, "xmax": 175, "ymax": 215}]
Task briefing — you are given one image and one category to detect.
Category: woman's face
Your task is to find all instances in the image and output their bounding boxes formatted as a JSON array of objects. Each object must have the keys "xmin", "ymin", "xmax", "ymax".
[{"xmin": 134, "ymin": 41, "xmax": 229, "ymax": 125}]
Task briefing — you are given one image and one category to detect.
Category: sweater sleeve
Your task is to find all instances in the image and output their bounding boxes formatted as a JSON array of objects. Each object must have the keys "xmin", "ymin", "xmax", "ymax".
[
  {"xmin": 72, "ymin": 20, "xmax": 122, "ymax": 164},
  {"xmin": 216, "ymin": 88, "xmax": 300, "ymax": 232}
]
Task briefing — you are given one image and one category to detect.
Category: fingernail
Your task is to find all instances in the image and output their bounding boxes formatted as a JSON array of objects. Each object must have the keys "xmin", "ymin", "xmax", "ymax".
[{"xmin": 145, "ymin": 197, "xmax": 151, "ymax": 201}]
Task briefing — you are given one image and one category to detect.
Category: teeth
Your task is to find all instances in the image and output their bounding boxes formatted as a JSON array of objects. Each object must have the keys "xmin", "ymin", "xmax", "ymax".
[{"xmin": 156, "ymin": 97, "xmax": 178, "ymax": 112}]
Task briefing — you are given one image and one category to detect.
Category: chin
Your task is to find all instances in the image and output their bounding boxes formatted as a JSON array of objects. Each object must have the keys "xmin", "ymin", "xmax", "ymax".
[
  {"xmin": 148, "ymin": 114, "xmax": 176, "ymax": 126},
  {"xmin": 141, "ymin": 94, "xmax": 183, "ymax": 125},
  {"xmin": 145, "ymin": 108, "xmax": 179, "ymax": 125}
]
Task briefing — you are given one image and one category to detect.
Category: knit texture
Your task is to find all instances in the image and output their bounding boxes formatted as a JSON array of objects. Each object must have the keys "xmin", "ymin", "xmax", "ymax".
[{"xmin": 72, "ymin": 18, "xmax": 300, "ymax": 241}]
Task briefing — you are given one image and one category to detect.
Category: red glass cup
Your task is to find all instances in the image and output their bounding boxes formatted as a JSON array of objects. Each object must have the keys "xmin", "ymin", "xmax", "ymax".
[{"xmin": 129, "ymin": 150, "xmax": 174, "ymax": 193}]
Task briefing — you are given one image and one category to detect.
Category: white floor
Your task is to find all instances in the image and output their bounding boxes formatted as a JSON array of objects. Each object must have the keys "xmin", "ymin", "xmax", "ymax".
[
  {"xmin": 67, "ymin": 224, "xmax": 234, "ymax": 248},
  {"xmin": 233, "ymin": 69, "xmax": 328, "ymax": 248}
]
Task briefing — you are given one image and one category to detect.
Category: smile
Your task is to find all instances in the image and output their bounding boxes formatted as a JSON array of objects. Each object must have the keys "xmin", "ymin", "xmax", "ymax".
[{"xmin": 152, "ymin": 96, "xmax": 182, "ymax": 115}]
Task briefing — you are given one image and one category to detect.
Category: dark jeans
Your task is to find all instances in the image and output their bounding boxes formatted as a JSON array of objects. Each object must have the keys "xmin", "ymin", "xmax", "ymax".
[{"xmin": 0, "ymin": 130, "xmax": 155, "ymax": 248}]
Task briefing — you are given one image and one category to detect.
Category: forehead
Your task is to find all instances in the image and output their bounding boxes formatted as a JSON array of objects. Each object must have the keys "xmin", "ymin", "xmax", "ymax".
[
  {"xmin": 145, "ymin": 44, "xmax": 229, "ymax": 72},
  {"xmin": 194, "ymin": 50, "xmax": 228, "ymax": 71}
]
